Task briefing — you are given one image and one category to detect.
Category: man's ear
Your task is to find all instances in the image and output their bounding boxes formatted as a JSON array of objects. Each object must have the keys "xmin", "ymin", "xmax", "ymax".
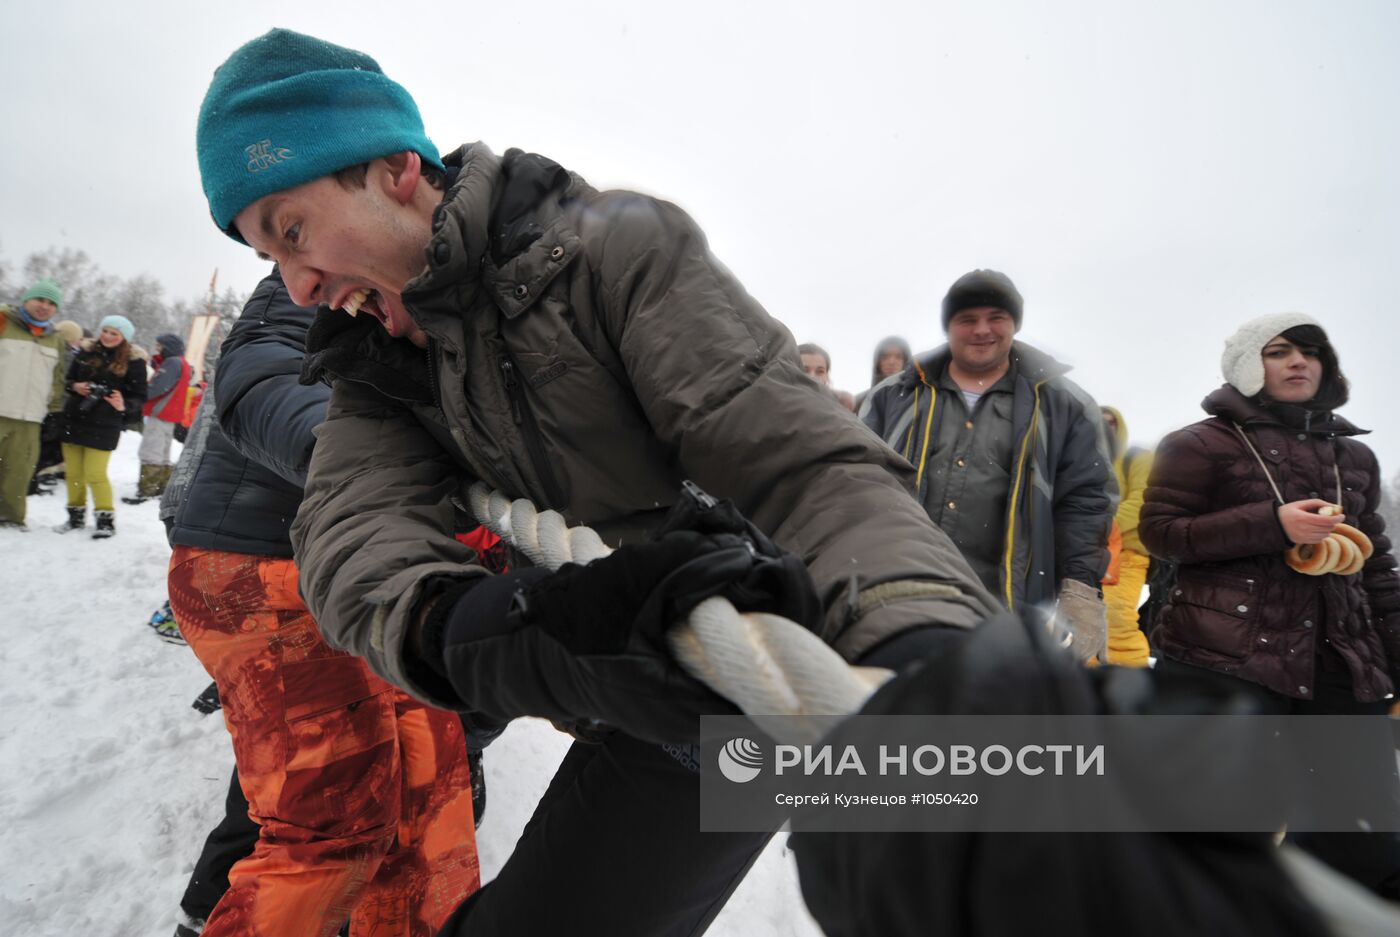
[{"xmin": 378, "ymin": 151, "xmax": 423, "ymax": 205}]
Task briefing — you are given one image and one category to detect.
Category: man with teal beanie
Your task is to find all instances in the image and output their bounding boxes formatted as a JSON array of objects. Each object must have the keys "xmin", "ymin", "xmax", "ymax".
[
  {"xmin": 196, "ymin": 29, "xmax": 996, "ymax": 936},
  {"xmin": 0, "ymin": 278, "xmax": 67, "ymax": 528}
]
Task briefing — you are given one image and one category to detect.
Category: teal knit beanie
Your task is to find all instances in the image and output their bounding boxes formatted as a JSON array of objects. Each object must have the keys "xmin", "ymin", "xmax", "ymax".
[
  {"xmin": 99, "ymin": 315, "xmax": 135, "ymax": 342},
  {"xmin": 21, "ymin": 278, "xmax": 62, "ymax": 308},
  {"xmin": 196, "ymin": 28, "xmax": 443, "ymax": 242}
]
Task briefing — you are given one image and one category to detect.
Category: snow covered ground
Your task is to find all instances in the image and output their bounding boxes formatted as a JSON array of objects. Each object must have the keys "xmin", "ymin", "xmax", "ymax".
[{"xmin": 0, "ymin": 435, "xmax": 820, "ymax": 936}]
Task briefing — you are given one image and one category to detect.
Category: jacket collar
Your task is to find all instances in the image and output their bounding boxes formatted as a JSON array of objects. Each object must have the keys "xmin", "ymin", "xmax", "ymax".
[
  {"xmin": 1202, "ymin": 384, "xmax": 1367, "ymax": 437},
  {"xmin": 302, "ymin": 143, "xmax": 588, "ymax": 393},
  {"xmin": 896, "ymin": 340, "xmax": 1070, "ymax": 392},
  {"xmin": 404, "ymin": 144, "xmax": 589, "ymax": 333}
]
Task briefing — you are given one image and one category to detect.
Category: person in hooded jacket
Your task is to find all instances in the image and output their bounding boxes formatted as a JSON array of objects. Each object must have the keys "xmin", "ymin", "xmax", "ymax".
[
  {"xmin": 56, "ymin": 314, "xmax": 147, "ymax": 538},
  {"xmin": 854, "ymin": 335, "xmax": 911, "ymax": 414},
  {"xmin": 1140, "ymin": 312, "xmax": 1400, "ymax": 899},
  {"xmin": 1100, "ymin": 406, "xmax": 1153, "ymax": 665},
  {"xmin": 125, "ymin": 332, "xmax": 191, "ymax": 503}
]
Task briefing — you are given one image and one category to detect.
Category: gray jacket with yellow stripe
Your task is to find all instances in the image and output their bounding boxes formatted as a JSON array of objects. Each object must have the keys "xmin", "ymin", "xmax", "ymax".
[{"xmin": 861, "ymin": 341, "xmax": 1116, "ymax": 611}]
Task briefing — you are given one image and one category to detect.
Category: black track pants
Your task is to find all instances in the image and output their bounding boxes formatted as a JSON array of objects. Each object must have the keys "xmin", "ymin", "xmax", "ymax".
[
  {"xmin": 180, "ymin": 768, "xmax": 259, "ymax": 921},
  {"xmin": 436, "ymin": 731, "xmax": 770, "ymax": 936}
]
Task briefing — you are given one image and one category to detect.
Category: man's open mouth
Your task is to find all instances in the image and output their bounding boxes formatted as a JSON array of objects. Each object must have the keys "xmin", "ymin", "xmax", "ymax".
[{"xmin": 341, "ymin": 288, "xmax": 377, "ymax": 318}]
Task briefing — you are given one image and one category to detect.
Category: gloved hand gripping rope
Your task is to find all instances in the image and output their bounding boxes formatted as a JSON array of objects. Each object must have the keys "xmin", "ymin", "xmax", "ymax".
[{"xmin": 465, "ymin": 481, "xmax": 893, "ymax": 744}]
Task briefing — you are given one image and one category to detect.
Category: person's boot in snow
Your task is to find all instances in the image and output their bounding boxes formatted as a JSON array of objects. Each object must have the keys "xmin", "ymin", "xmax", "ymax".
[
  {"xmin": 92, "ymin": 510, "xmax": 116, "ymax": 539},
  {"xmin": 54, "ymin": 506, "xmax": 85, "ymax": 533},
  {"xmin": 191, "ymin": 681, "xmax": 221, "ymax": 714},
  {"xmin": 123, "ymin": 464, "xmax": 162, "ymax": 504},
  {"xmin": 149, "ymin": 600, "xmax": 186, "ymax": 644}
]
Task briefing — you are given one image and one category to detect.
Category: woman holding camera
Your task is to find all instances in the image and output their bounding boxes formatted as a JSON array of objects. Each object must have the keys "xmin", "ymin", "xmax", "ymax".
[
  {"xmin": 1140, "ymin": 312, "xmax": 1400, "ymax": 899},
  {"xmin": 56, "ymin": 315, "xmax": 147, "ymax": 538}
]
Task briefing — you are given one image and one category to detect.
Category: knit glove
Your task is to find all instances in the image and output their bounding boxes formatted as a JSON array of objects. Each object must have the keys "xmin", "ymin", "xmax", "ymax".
[{"xmin": 1055, "ymin": 578, "xmax": 1108, "ymax": 664}]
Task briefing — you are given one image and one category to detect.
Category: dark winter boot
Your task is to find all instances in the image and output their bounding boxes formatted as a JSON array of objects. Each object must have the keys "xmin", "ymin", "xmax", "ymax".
[
  {"xmin": 54, "ymin": 506, "xmax": 85, "ymax": 533},
  {"xmin": 92, "ymin": 510, "xmax": 116, "ymax": 539},
  {"xmin": 191, "ymin": 681, "xmax": 221, "ymax": 714}
]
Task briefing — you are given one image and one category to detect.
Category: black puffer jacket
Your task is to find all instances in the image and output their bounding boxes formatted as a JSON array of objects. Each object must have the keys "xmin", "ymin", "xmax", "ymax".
[
  {"xmin": 60, "ymin": 340, "xmax": 148, "ymax": 450},
  {"xmin": 1140, "ymin": 385, "xmax": 1400, "ymax": 701},
  {"xmin": 164, "ymin": 271, "xmax": 327, "ymax": 555}
]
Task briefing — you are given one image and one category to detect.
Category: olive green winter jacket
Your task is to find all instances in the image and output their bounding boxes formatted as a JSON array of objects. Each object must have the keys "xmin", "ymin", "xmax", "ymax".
[
  {"xmin": 292, "ymin": 144, "xmax": 999, "ymax": 708},
  {"xmin": 0, "ymin": 305, "xmax": 65, "ymax": 423}
]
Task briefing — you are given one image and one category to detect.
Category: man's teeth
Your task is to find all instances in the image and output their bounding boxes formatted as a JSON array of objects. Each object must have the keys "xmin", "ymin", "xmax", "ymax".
[{"xmin": 342, "ymin": 288, "xmax": 371, "ymax": 318}]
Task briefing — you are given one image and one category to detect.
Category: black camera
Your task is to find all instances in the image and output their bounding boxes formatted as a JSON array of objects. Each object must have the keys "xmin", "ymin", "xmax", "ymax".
[{"xmin": 79, "ymin": 382, "xmax": 113, "ymax": 412}]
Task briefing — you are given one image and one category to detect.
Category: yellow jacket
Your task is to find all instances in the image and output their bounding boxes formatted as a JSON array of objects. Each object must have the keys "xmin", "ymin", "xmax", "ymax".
[{"xmin": 1104, "ymin": 406, "xmax": 1153, "ymax": 554}]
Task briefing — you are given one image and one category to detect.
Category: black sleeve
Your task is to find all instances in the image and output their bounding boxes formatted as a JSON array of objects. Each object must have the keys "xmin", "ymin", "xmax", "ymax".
[
  {"xmin": 1051, "ymin": 388, "xmax": 1114, "ymax": 587},
  {"xmin": 123, "ymin": 358, "xmax": 149, "ymax": 417},
  {"xmin": 214, "ymin": 271, "xmax": 329, "ymax": 488}
]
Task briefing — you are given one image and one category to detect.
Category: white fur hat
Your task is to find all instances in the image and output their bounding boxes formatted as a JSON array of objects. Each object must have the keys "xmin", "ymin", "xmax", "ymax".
[{"xmin": 1220, "ymin": 312, "xmax": 1320, "ymax": 396}]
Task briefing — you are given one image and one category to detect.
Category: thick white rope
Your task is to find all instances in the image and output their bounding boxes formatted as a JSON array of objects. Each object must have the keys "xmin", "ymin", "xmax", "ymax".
[{"xmin": 468, "ymin": 483, "xmax": 892, "ymax": 743}]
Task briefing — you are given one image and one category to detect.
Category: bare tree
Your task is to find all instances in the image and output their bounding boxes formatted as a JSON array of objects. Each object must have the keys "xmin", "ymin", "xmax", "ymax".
[
  {"xmin": 109, "ymin": 274, "xmax": 182, "ymax": 349},
  {"xmin": 4, "ymin": 246, "xmax": 247, "ymax": 370},
  {"xmin": 0, "ymin": 241, "xmax": 13, "ymax": 301},
  {"xmin": 169, "ymin": 284, "xmax": 248, "ymax": 380},
  {"xmin": 21, "ymin": 247, "xmax": 118, "ymax": 331}
]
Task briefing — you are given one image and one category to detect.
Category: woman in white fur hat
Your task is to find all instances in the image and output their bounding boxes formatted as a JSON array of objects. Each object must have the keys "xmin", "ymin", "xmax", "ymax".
[{"xmin": 1139, "ymin": 312, "xmax": 1400, "ymax": 900}]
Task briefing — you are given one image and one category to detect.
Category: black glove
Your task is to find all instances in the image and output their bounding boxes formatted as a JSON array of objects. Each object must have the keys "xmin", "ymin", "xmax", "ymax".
[{"xmin": 426, "ymin": 481, "xmax": 821, "ymax": 744}]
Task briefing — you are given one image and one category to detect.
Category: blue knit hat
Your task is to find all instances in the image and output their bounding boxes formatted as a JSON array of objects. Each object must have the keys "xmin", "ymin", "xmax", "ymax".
[
  {"xmin": 196, "ymin": 29, "xmax": 443, "ymax": 242},
  {"xmin": 21, "ymin": 278, "xmax": 62, "ymax": 308},
  {"xmin": 99, "ymin": 315, "xmax": 135, "ymax": 342}
]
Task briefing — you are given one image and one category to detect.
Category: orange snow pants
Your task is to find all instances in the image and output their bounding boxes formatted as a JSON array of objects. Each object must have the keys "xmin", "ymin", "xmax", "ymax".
[{"xmin": 169, "ymin": 546, "xmax": 479, "ymax": 937}]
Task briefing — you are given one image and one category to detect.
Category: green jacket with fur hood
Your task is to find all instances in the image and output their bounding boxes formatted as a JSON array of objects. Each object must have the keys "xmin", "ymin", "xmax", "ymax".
[{"xmin": 293, "ymin": 144, "xmax": 999, "ymax": 707}]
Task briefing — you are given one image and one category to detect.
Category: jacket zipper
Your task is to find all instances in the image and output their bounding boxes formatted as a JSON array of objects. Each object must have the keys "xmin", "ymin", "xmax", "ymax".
[
  {"xmin": 682, "ymin": 479, "xmax": 718, "ymax": 511},
  {"xmin": 499, "ymin": 356, "xmax": 566, "ymax": 509},
  {"xmin": 1002, "ymin": 379, "xmax": 1048, "ymax": 610},
  {"xmin": 425, "ymin": 340, "xmax": 443, "ymax": 411}
]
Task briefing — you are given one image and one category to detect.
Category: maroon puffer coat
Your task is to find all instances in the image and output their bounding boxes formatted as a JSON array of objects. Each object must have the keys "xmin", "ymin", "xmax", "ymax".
[{"xmin": 1140, "ymin": 385, "xmax": 1400, "ymax": 702}]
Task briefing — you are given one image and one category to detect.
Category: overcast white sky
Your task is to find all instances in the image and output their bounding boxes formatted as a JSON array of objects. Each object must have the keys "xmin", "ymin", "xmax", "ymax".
[{"xmin": 4, "ymin": 0, "xmax": 1397, "ymax": 474}]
